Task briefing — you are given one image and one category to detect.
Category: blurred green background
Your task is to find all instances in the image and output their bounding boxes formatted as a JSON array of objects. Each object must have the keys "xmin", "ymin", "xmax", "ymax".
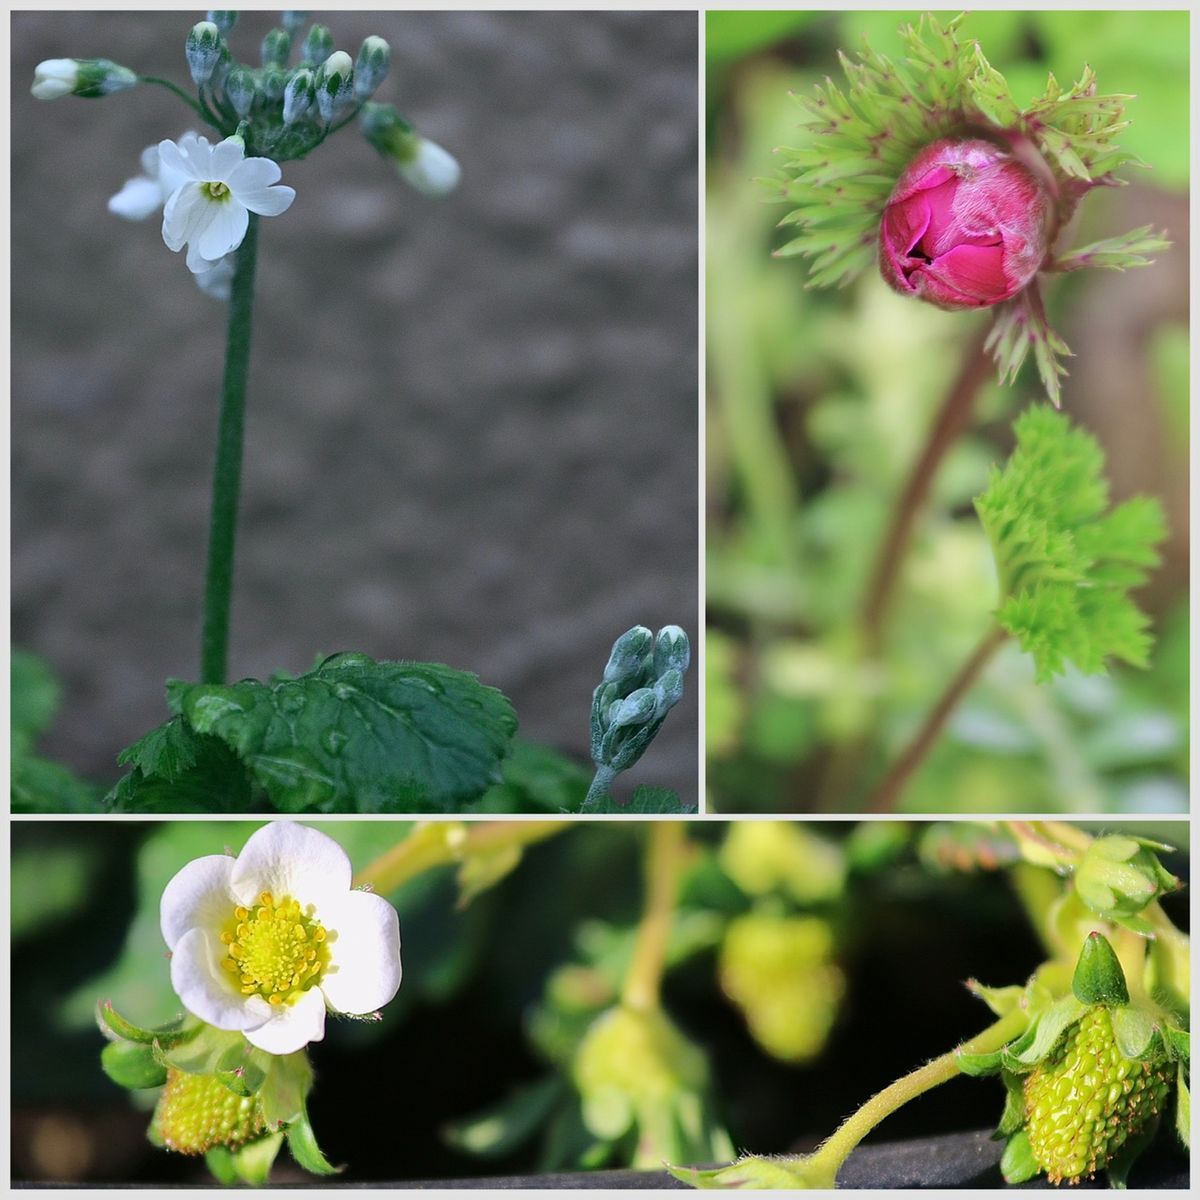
[
  {"xmin": 10, "ymin": 818, "xmax": 1188, "ymax": 1184},
  {"xmin": 706, "ymin": 10, "xmax": 1189, "ymax": 813}
]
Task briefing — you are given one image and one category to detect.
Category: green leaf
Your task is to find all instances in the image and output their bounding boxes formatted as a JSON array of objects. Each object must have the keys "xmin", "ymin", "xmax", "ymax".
[
  {"xmin": 11, "ymin": 649, "xmax": 60, "ymax": 746},
  {"xmin": 581, "ymin": 785, "xmax": 697, "ymax": 815},
  {"xmin": 975, "ymin": 406, "xmax": 1166, "ymax": 682},
  {"xmin": 285, "ymin": 1106, "xmax": 341, "ymax": 1176},
  {"xmin": 1053, "ymin": 225, "xmax": 1171, "ymax": 273},
  {"xmin": 444, "ymin": 1076, "xmax": 565, "ymax": 1159},
  {"xmin": 476, "ymin": 740, "xmax": 591, "ymax": 813},
  {"xmin": 169, "ymin": 654, "xmax": 517, "ymax": 813},
  {"xmin": 985, "ymin": 289, "xmax": 1072, "ymax": 408},
  {"xmin": 100, "ymin": 1040, "xmax": 168, "ymax": 1090},
  {"xmin": 116, "ymin": 716, "xmax": 202, "ymax": 781},
  {"xmin": 1175, "ymin": 1065, "xmax": 1189, "ymax": 1148},
  {"xmin": 107, "ymin": 730, "xmax": 259, "ymax": 812},
  {"xmin": 12, "ymin": 752, "xmax": 104, "ymax": 813}
]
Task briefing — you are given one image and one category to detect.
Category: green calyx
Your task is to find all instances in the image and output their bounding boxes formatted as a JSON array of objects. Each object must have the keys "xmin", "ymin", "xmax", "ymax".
[
  {"xmin": 1075, "ymin": 836, "xmax": 1181, "ymax": 934},
  {"xmin": 956, "ymin": 934, "xmax": 1188, "ymax": 1187},
  {"xmin": 96, "ymin": 1003, "xmax": 339, "ymax": 1183}
]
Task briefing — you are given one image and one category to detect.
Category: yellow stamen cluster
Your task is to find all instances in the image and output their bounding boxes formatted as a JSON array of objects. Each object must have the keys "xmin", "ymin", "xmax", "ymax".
[{"xmin": 220, "ymin": 891, "xmax": 329, "ymax": 1006}]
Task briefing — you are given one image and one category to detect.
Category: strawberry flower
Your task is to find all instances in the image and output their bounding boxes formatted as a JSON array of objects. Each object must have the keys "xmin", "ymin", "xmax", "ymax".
[{"xmin": 160, "ymin": 822, "xmax": 401, "ymax": 1055}]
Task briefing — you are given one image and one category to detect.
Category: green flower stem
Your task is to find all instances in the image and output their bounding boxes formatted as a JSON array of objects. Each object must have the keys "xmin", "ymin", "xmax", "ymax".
[
  {"xmin": 805, "ymin": 1007, "xmax": 1030, "ymax": 1182},
  {"xmin": 580, "ymin": 765, "xmax": 618, "ymax": 814},
  {"xmin": 858, "ymin": 321, "xmax": 992, "ymax": 652},
  {"xmin": 622, "ymin": 822, "xmax": 688, "ymax": 1013},
  {"xmin": 352, "ymin": 820, "xmax": 567, "ymax": 894},
  {"xmin": 200, "ymin": 215, "xmax": 259, "ymax": 684},
  {"xmin": 1009, "ymin": 861, "xmax": 1069, "ymax": 955},
  {"xmin": 867, "ymin": 623, "xmax": 1009, "ymax": 813},
  {"xmin": 138, "ymin": 75, "xmax": 221, "ymax": 130}
]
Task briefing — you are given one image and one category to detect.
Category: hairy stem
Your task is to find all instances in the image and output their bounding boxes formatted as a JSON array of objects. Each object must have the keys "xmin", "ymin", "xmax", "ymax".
[
  {"xmin": 200, "ymin": 216, "xmax": 259, "ymax": 684},
  {"xmin": 867, "ymin": 624, "xmax": 1008, "ymax": 812},
  {"xmin": 622, "ymin": 822, "xmax": 688, "ymax": 1012},
  {"xmin": 353, "ymin": 820, "xmax": 567, "ymax": 894},
  {"xmin": 812, "ymin": 1007, "xmax": 1029, "ymax": 1175},
  {"xmin": 859, "ymin": 322, "xmax": 992, "ymax": 651},
  {"xmin": 580, "ymin": 765, "xmax": 618, "ymax": 814},
  {"xmin": 138, "ymin": 75, "xmax": 220, "ymax": 128}
]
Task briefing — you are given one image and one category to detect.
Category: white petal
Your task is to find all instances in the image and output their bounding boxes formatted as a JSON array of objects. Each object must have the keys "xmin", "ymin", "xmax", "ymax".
[
  {"xmin": 230, "ymin": 822, "xmax": 353, "ymax": 912},
  {"xmin": 162, "ymin": 183, "xmax": 214, "ymax": 252},
  {"xmin": 209, "ymin": 138, "xmax": 246, "ymax": 182},
  {"xmin": 238, "ymin": 185, "xmax": 296, "ymax": 217},
  {"xmin": 319, "ymin": 890, "xmax": 402, "ymax": 1015},
  {"xmin": 138, "ymin": 144, "xmax": 161, "ymax": 178},
  {"xmin": 186, "ymin": 239, "xmax": 224, "ymax": 274},
  {"xmin": 243, "ymin": 987, "xmax": 327, "ymax": 1054},
  {"xmin": 158, "ymin": 139, "xmax": 200, "ymax": 182},
  {"xmin": 399, "ymin": 140, "xmax": 461, "ymax": 198},
  {"xmin": 108, "ymin": 176, "xmax": 165, "ymax": 221},
  {"xmin": 197, "ymin": 199, "xmax": 248, "ymax": 261},
  {"xmin": 170, "ymin": 926, "xmax": 273, "ymax": 1031},
  {"xmin": 159, "ymin": 853, "xmax": 235, "ymax": 950},
  {"xmin": 228, "ymin": 157, "xmax": 282, "ymax": 193},
  {"xmin": 194, "ymin": 256, "xmax": 235, "ymax": 300}
]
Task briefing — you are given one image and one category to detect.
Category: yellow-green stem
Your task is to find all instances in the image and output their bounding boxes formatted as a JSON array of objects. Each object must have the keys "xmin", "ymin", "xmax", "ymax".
[
  {"xmin": 1008, "ymin": 861, "xmax": 1068, "ymax": 957},
  {"xmin": 353, "ymin": 820, "xmax": 566, "ymax": 893},
  {"xmin": 622, "ymin": 822, "xmax": 688, "ymax": 1012},
  {"xmin": 812, "ymin": 1007, "xmax": 1029, "ymax": 1174}
]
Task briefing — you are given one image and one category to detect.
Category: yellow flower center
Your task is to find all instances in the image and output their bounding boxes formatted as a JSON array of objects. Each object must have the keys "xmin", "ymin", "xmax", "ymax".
[
  {"xmin": 202, "ymin": 180, "xmax": 231, "ymax": 201},
  {"xmin": 220, "ymin": 892, "xmax": 330, "ymax": 1007}
]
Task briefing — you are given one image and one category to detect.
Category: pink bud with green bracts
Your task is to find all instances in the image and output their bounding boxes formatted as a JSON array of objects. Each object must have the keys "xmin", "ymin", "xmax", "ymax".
[{"xmin": 879, "ymin": 137, "xmax": 1053, "ymax": 311}]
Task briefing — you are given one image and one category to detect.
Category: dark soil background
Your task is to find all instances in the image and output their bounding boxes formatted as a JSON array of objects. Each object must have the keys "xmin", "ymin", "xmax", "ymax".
[{"xmin": 11, "ymin": 10, "xmax": 699, "ymax": 800}]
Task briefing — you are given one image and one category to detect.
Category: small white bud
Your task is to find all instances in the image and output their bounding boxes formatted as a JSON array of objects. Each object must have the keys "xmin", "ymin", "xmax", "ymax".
[
  {"xmin": 31, "ymin": 58, "xmax": 79, "ymax": 100},
  {"xmin": 353, "ymin": 35, "xmax": 391, "ymax": 100},
  {"xmin": 186, "ymin": 21, "xmax": 223, "ymax": 87},
  {"xmin": 398, "ymin": 137, "xmax": 462, "ymax": 198},
  {"xmin": 282, "ymin": 68, "xmax": 314, "ymax": 126}
]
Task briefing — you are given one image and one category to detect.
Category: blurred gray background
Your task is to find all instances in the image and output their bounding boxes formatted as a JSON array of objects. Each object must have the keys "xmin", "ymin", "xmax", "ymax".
[{"xmin": 11, "ymin": 10, "xmax": 699, "ymax": 799}]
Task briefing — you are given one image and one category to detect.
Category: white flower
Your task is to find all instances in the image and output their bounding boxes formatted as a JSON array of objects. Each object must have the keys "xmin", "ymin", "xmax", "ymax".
[
  {"xmin": 158, "ymin": 135, "xmax": 295, "ymax": 274},
  {"xmin": 397, "ymin": 137, "xmax": 461, "ymax": 198},
  {"xmin": 160, "ymin": 822, "xmax": 402, "ymax": 1056},
  {"xmin": 32, "ymin": 59, "xmax": 79, "ymax": 100},
  {"xmin": 194, "ymin": 256, "xmax": 237, "ymax": 301}
]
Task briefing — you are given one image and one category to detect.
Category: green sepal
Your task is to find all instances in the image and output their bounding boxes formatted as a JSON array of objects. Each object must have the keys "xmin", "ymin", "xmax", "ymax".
[
  {"xmin": 1072, "ymin": 931, "xmax": 1130, "ymax": 1007},
  {"xmin": 1175, "ymin": 1065, "xmax": 1190, "ymax": 1149},
  {"xmin": 667, "ymin": 1152, "xmax": 836, "ymax": 1190},
  {"xmin": 97, "ymin": 1001, "xmax": 192, "ymax": 1048},
  {"xmin": 1164, "ymin": 1027, "xmax": 1190, "ymax": 1066},
  {"xmin": 285, "ymin": 1104, "xmax": 341, "ymax": 1176},
  {"xmin": 999, "ymin": 1130, "xmax": 1041, "ymax": 1184},
  {"xmin": 964, "ymin": 979, "xmax": 1025, "ymax": 1017},
  {"xmin": 955, "ymin": 1048, "xmax": 1004, "ymax": 1077},
  {"xmin": 1110, "ymin": 1005, "xmax": 1158, "ymax": 1060},
  {"xmin": 1104, "ymin": 1111, "xmax": 1161, "ymax": 1189},
  {"xmin": 155, "ymin": 1023, "xmax": 246, "ymax": 1075},
  {"xmin": 101, "ymin": 1039, "xmax": 168, "ymax": 1090},
  {"xmin": 995, "ymin": 1070, "xmax": 1027, "ymax": 1138},
  {"xmin": 216, "ymin": 1041, "xmax": 269, "ymax": 1097},
  {"xmin": 258, "ymin": 1050, "xmax": 313, "ymax": 1129},
  {"xmin": 207, "ymin": 1130, "xmax": 286, "ymax": 1186},
  {"xmin": 1006, "ymin": 994, "xmax": 1086, "ymax": 1069}
]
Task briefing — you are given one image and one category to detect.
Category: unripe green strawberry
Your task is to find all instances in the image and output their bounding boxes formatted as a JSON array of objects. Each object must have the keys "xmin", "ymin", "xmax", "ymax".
[
  {"xmin": 151, "ymin": 1068, "xmax": 268, "ymax": 1155},
  {"xmin": 1022, "ymin": 1007, "xmax": 1172, "ymax": 1184}
]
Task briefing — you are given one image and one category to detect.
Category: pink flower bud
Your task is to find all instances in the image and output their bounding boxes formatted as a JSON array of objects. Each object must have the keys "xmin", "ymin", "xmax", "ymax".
[{"xmin": 879, "ymin": 137, "xmax": 1052, "ymax": 311}]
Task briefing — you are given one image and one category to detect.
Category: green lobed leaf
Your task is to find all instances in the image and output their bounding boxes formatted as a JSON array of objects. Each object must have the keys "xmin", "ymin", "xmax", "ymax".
[
  {"xmin": 581, "ymin": 785, "xmax": 697, "ymax": 815},
  {"xmin": 975, "ymin": 406, "xmax": 1166, "ymax": 682},
  {"xmin": 169, "ymin": 654, "xmax": 517, "ymax": 813},
  {"xmin": 106, "ymin": 728, "xmax": 260, "ymax": 813}
]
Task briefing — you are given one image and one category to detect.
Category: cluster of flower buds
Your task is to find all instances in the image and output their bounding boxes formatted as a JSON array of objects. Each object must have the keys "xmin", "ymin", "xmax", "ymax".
[{"xmin": 589, "ymin": 625, "xmax": 690, "ymax": 781}]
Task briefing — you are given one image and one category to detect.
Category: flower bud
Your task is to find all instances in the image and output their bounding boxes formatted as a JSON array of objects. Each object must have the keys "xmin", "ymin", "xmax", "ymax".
[
  {"xmin": 186, "ymin": 21, "xmax": 223, "ymax": 87},
  {"xmin": 260, "ymin": 28, "xmax": 291, "ymax": 69},
  {"xmin": 282, "ymin": 68, "xmax": 315, "ymax": 126},
  {"xmin": 600, "ymin": 625, "xmax": 653, "ymax": 686},
  {"xmin": 315, "ymin": 50, "xmax": 354, "ymax": 122},
  {"xmin": 879, "ymin": 137, "xmax": 1052, "ymax": 311},
  {"xmin": 1075, "ymin": 835, "xmax": 1180, "ymax": 930},
  {"xmin": 281, "ymin": 11, "xmax": 308, "ymax": 36},
  {"xmin": 206, "ymin": 11, "xmax": 238, "ymax": 35},
  {"xmin": 653, "ymin": 625, "xmax": 690, "ymax": 677},
  {"xmin": 32, "ymin": 57, "xmax": 137, "ymax": 100},
  {"xmin": 354, "ymin": 36, "xmax": 391, "ymax": 100},
  {"xmin": 612, "ymin": 687, "xmax": 657, "ymax": 728},
  {"xmin": 261, "ymin": 66, "xmax": 287, "ymax": 103},
  {"xmin": 359, "ymin": 102, "xmax": 461, "ymax": 197},
  {"xmin": 652, "ymin": 669, "xmax": 684, "ymax": 719},
  {"xmin": 223, "ymin": 65, "xmax": 257, "ymax": 118},
  {"xmin": 300, "ymin": 23, "xmax": 334, "ymax": 67}
]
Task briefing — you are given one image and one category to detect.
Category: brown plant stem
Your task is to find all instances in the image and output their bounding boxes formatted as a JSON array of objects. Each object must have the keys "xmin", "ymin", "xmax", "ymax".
[
  {"xmin": 859, "ymin": 322, "xmax": 992, "ymax": 652},
  {"xmin": 867, "ymin": 624, "xmax": 1008, "ymax": 813}
]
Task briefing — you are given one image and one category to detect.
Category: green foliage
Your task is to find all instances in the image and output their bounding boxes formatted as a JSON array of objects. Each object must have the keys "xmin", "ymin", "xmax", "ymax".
[
  {"xmin": 581, "ymin": 786, "xmax": 697, "ymax": 816},
  {"xmin": 975, "ymin": 407, "xmax": 1167, "ymax": 682},
  {"xmin": 108, "ymin": 654, "xmax": 518, "ymax": 814},
  {"xmin": 11, "ymin": 649, "xmax": 104, "ymax": 813}
]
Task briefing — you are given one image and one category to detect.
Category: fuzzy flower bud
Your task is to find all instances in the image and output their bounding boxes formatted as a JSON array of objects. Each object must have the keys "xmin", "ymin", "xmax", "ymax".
[
  {"xmin": 206, "ymin": 11, "xmax": 238, "ymax": 35},
  {"xmin": 652, "ymin": 625, "xmax": 690, "ymax": 677},
  {"xmin": 282, "ymin": 68, "xmax": 315, "ymax": 126},
  {"xmin": 32, "ymin": 57, "xmax": 138, "ymax": 100},
  {"xmin": 354, "ymin": 36, "xmax": 391, "ymax": 100},
  {"xmin": 261, "ymin": 28, "xmax": 291, "ymax": 69},
  {"xmin": 281, "ymin": 11, "xmax": 308, "ymax": 36},
  {"xmin": 879, "ymin": 137, "xmax": 1052, "ymax": 311},
  {"xmin": 315, "ymin": 50, "xmax": 354, "ymax": 123},
  {"xmin": 301, "ymin": 24, "xmax": 334, "ymax": 67},
  {"xmin": 261, "ymin": 66, "xmax": 287, "ymax": 103},
  {"xmin": 223, "ymin": 65, "xmax": 257, "ymax": 118},
  {"xmin": 360, "ymin": 103, "xmax": 460, "ymax": 197},
  {"xmin": 186, "ymin": 21, "xmax": 223, "ymax": 87}
]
